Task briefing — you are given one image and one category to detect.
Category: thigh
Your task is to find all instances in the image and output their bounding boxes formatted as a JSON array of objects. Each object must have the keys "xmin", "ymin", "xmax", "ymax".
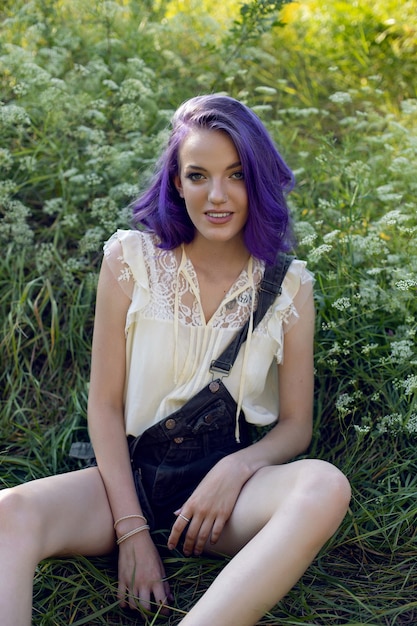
[
  {"xmin": 208, "ymin": 458, "xmax": 347, "ymax": 557},
  {"xmin": 8, "ymin": 467, "xmax": 115, "ymax": 559}
]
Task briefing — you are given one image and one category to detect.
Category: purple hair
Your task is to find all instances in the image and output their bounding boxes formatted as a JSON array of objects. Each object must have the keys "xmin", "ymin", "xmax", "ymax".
[{"xmin": 132, "ymin": 94, "xmax": 296, "ymax": 264}]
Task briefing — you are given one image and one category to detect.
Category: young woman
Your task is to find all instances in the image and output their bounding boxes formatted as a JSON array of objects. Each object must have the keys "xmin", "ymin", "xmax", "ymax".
[{"xmin": 0, "ymin": 95, "xmax": 351, "ymax": 626}]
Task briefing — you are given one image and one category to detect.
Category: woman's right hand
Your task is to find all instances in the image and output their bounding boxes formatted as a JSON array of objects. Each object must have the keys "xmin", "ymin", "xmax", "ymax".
[{"xmin": 117, "ymin": 529, "xmax": 173, "ymax": 615}]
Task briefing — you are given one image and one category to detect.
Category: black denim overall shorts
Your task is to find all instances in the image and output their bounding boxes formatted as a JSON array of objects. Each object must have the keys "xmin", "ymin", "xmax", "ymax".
[{"xmin": 128, "ymin": 379, "xmax": 250, "ymax": 532}]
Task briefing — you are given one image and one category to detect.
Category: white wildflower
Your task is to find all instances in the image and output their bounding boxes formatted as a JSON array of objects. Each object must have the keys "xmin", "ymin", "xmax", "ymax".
[
  {"xmin": 389, "ymin": 156, "xmax": 412, "ymax": 174},
  {"xmin": 35, "ymin": 243, "xmax": 56, "ymax": 273},
  {"xmin": 119, "ymin": 78, "xmax": 152, "ymax": 102},
  {"xmin": 0, "ymin": 104, "xmax": 31, "ymax": 128},
  {"xmin": 376, "ymin": 413, "xmax": 403, "ymax": 434},
  {"xmin": 323, "ymin": 230, "xmax": 341, "ymax": 243},
  {"xmin": 405, "ymin": 413, "xmax": 417, "ymax": 434},
  {"xmin": 102, "ymin": 79, "xmax": 119, "ymax": 91},
  {"xmin": 79, "ymin": 227, "xmax": 105, "ymax": 255},
  {"xmin": 0, "ymin": 180, "xmax": 18, "ymax": 202},
  {"xmin": 401, "ymin": 375, "xmax": 417, "ymax": 395},
  {"xmin": 307, "ymin": 244, "xmax": 332, "ymax": 263},
  {"xmin": 43, "ymin": 198, "xmax": 64, "ymax": 216},
  {"xmin": 0, "ymin": 149, "xmax": 13, "ymax": 171},
  {"xmin": 321, "ymin": 321, "xmax": 337, "ymax": 330},
  {"xmin": 395, "ymin": 279, "xmax": 417, "ymax": 291},
  {"xmin": 400, "ymin": 99, "xmax": 417, "ymax": 115},
  {"xmin": 377, "ymin": 209, "xmax": 408, "ymax": 226},
  {"xmin": 86, "ymin": 173, "xmax": 103, "ymax": 187},
  {"xmin": 354, "ymin": 424, "xmax": 371, "ymax": 435},
  {"xmin": 12, "ymin": 82, "xmax": 29, "ymax": 96},
  {"xmin": 376, "ymin": 184, "xmax": 402, "ymax": 203},
  {"xmin": 119, "ymin": 103, "xmax": 145, "ymax": 132},
  {"xmin": 344, "ymin": 160, "xmax": 371, "ymax": 181},
  {"xmin": 329, "ymin": 91, "xmax": 352, "ymax": 105},
  {"xmin": 332, "ymin": 297, "xmax": 351, "ymax": 312},
  {"xmin": 336, "ymin": 393, "xmax": 354, "ymax": 417},
  {"xmin": 0, "ymin": 199, "xmax": 34, "ymax": 247},
  {"xmin": 251, "ymin": 105, "xmax": 273, "ymax": 114},
  {"xmin": 390, "ymin": 340, "xmax": 414, "ymax": 364},
  {"xmin": 109, "ymin": 183, "xmax": 140, "ymax": 200},
  {"xmin": 361, "ymin": 343, "xmax": 379, "ymax": 356},
  {"xmin": 254, "ymin": 86, "xmax": 277, "ymax": 95},
  {"xmin": 62, "ymin": 213, "xmax": 79, "ymax": 228}
]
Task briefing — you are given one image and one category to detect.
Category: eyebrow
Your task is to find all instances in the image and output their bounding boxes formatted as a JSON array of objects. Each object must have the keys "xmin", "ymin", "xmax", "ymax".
[{"xmin": 184, "ymin": 161, "xmax": 242, "ymax": 171}]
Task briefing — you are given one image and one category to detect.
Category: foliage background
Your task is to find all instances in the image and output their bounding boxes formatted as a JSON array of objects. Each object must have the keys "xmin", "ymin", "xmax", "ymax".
[{"xmin": 1, "ymin": 0, "xmax": 416, "ymax": 624}]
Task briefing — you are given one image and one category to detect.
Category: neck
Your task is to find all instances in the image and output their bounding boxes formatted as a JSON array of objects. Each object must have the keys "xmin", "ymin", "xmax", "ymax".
[{"xmin": 184, "ymin": 237, "xmax": 250, "ymax": 273}]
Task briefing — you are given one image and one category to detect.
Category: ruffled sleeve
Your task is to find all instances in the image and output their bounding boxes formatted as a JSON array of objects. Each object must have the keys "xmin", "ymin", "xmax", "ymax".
[
  {"xmin": 267, "ymin": 259, "xmax": 314, "ymax": 362},
  {"xmin": 103, "ymin": 229, "xmax": 150, "ymax": 333}
]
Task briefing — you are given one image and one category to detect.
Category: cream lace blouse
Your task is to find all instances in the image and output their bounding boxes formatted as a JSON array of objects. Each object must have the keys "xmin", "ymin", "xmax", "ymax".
[{"xmin": 103, "ymin": 229, "xmax": 314, "ymax": 439}]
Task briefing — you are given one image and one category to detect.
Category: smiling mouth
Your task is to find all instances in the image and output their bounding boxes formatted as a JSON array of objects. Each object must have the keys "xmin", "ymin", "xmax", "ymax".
[{"xmin": 205, "ymin": 212, "xmax": 232, "ymax": 218}]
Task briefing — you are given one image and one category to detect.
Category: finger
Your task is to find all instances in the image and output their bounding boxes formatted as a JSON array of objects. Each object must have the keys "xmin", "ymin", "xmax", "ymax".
[
  {"xmin": 155, "ymin": 566, "xmax": 173, "ymax": 606},
  {"xmin": 129, "ymin": 587, "xmax": 150, "ymax": 612},
  {"xmin": 187, "ymin": 518, "xmax": 216, "ymax": 556},
  {"xmin": 167, "ymin": 511, "xmax": 191, "ymax": 550},
  {"xmin": 209, "ymin": 515, "xmax": 226, "ymax": 545},
  {"xmin": 181, "ymin": 515, "xmax": 209, "ymax": 556},
  {"xmin": 160, "ymin": 568, "xmax": 173, "ymax": 602},
  {"xmin": 117, "ymin": 583, "xmax": 127, "ymax": 608},
  {"xmin": 165, "ymin": 582, "xmax": 174, "ymax": 604},
  {"xmin": 155, "ymin": 592, "xmax": 173, "ymax": 617}
]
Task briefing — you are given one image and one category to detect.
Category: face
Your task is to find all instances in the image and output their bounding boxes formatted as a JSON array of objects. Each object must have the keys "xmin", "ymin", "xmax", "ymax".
[{"xmin": 174, "ymin": 128, "xmax": 248, "ymax": 247}]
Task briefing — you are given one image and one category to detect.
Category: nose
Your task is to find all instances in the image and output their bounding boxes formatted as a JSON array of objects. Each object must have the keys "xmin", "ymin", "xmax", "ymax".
[{"xmin": 208, "ymin": 180, "xmax": 228, "ymax": 204}]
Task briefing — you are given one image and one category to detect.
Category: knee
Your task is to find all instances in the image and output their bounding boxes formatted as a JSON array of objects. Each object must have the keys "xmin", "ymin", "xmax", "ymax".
[
  {"xmin": 298, "ymin": 460, "xmax": 351, "ymax": 526},
  {"xmin": 0, "ymin": 487, "xmax": 43, "ymax": 553}
]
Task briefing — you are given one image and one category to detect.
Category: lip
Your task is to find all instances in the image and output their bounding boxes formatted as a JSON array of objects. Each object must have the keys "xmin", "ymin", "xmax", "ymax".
[{"xmin": 205, "ymin": 211, "xmax": 233, "ymax": 224}]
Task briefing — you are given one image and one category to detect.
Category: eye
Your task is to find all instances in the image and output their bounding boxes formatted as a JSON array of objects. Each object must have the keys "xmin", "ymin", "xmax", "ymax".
[
  {"xmin": 186, "ymin": 172, "xmax": 205, "ymax": 182},
  {"xmin": 231, "ymin": 171, "xmax": 244, "ymax": 180}
]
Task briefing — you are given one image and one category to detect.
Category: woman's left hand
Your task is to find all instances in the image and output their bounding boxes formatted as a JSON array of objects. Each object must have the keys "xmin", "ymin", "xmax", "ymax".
[{"xmin": 167, "ymin": 453, "xmax": 250, "ymax": 556}]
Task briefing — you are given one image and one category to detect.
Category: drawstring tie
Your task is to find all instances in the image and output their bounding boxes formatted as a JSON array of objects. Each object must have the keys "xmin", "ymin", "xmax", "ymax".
[
  {"xmin": 234, "ymin": 255, "xmax": 254, "ymax": 442},
  {"xmin": 174, "ymin": 246, "xmax": 255, "ymax": 441}
]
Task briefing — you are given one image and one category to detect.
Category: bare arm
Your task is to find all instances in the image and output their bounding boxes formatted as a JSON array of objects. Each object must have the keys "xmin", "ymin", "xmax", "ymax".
[
  {"xmin": 88, "ymin": 255, "xmax": 171, "ymax": 612},
  {"xmin": 168, "ymin": 287, "xmax": 315, "ymax": 555},
  {"xmin": 233, "ymin": 285, "xmax": 315, "ymax": 472}
]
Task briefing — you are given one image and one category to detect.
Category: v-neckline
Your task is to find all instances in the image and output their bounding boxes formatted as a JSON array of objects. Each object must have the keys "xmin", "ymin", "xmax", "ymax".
[{"xmin": 178, "ymin": 245, "xmax": 253, "ymax": 325}]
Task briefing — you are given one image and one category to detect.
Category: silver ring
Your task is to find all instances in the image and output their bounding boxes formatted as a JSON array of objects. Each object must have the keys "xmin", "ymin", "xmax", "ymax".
[{"xmin": 179, "ymin": 513, "xmax": 190, "ymax": 523}]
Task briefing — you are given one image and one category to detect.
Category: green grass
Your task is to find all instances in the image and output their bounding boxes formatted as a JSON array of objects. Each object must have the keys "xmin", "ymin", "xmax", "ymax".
[{"xmin": 1, "ymin": 0, "xmax": 416, "ymax": 623}]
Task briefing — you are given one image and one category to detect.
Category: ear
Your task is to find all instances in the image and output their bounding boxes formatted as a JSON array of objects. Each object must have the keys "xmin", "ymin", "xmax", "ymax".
[{"xmin": 174, "ymin": 175, "xmax": 184, "ymax": 198}]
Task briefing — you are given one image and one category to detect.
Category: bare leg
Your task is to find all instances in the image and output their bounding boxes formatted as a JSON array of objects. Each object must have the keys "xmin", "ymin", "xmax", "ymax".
[
  {"xmin": 179, "ymin": 459, "xmax": 351, "ymax": 626},
  {"xmin": 0, "ymin": 468, "xmax": 115, "ymax": 626}
]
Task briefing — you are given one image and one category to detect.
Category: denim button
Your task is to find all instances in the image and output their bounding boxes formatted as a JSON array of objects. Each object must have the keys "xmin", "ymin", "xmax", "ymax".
[
  {"xmin": 165, "ymin": 418, "xmax": 176, "ymax": 430},
  {"xmin": 209, "ymin": 381, "xmax": 220, "ymax": 393},
  {"xmin": 204, "ymin": 414, "xmax": 213, "ymax": 424},
  {"xmin": 174, "ymin": 437, "xmax": 184, "ymax": 444}
]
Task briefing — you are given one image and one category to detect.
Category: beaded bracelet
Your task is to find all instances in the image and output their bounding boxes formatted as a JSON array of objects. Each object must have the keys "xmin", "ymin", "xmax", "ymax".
[
  {"xmin": 113, "ymin": 514, "xmax": 147, "ymax": 530},
  {"xmin": 116, "ymin": 524, "xmax": 150, "ymax": 545}
]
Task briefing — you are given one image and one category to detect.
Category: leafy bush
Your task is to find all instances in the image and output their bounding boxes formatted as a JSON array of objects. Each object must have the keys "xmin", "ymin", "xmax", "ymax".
[{"xmin": 1, "ymin": 0, "xmax": 416, "ymax": 624}]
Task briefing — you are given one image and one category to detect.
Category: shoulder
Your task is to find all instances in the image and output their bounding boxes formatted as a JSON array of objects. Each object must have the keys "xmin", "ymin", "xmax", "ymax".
[
  {"xmin": 261, "ymin": 257, "xmax": 314, "ymax": 339},
  {"xmin": 103, "ymin": 229, "xmax": 162, "ymax": 276},
  {"xmin": 280, "ymin": 258, "xmax": 314, "ymax": 330},
  {"xmin": 104, "ymin": 229, "xmax": 160, "ymax": 258},
  {"xmin": 284, "ymin": 258, "xmax": 314, "ymax": 291},
  {"xmin": 102, "ymin": 229, "xmax": 161, "ymax": 298}
]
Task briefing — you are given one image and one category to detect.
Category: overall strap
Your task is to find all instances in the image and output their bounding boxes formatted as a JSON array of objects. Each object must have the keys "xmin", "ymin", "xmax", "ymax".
[{"xmin": 210, "ymin": 253, "xmax": 294, "ymax": 377}]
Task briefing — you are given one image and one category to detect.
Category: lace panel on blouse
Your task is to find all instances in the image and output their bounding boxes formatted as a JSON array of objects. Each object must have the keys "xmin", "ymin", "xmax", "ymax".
[
  {"xmin": 140, "ymin": 240, "xmax": 264, "ymax": 330},
  {"xmin": 104, "ymin": 231, "xmax": 312, "ymax": 334}
]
